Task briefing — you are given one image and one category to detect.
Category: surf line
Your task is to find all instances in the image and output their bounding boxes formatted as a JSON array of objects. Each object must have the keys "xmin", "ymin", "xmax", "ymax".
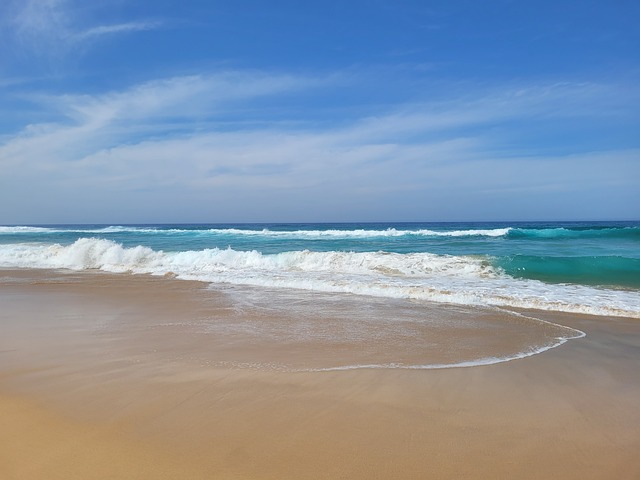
[{"xmin": 298, "ymin": 309, "xmax": 586, "ymax": 372}]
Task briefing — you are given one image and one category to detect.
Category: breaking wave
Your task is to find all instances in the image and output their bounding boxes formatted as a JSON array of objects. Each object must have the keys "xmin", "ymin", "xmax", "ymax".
[
  {"xmin": 0, "ymin": 238, "xmax": 638, "ymax": 318},
  {"xmin": 0, "ymin": 225, "xmax": 512, "ymax": 238}
]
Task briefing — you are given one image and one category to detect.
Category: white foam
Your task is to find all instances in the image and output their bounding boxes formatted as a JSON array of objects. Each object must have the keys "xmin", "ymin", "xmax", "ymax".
[
  {"xmin": 197, "ymin": 227, "xmax": 512, "ymax": 238},
  {"xmin": 303, "ymin": 338, "xmax": 575, "ymax": 371},
  {"xmin": 0, "ymin": 238, "xmax": 638, "ymax": 318},
  {"xmin": 0, "ymin": 225, "xmax": 512, "ymax": 238},
  {"xmin": 304, "ymin": 310, "xmax": 586, "ymax": 371},
  {"xmin": 0, "ymin": 225, "xmax": 183, "ymax": 235},
  {"xmin": 0, "ymin": 226, "xmax": 57, "ymax": 233}
]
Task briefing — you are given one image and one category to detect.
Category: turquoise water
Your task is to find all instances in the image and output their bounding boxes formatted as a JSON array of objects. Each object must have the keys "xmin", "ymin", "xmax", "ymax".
[{"xmin": 1, "ymin": 222, "xmax": 638, "ymax": 317}]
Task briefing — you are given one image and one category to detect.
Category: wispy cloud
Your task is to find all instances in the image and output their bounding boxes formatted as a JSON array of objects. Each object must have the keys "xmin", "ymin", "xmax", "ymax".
[
  {"xmin": 75, "ymin": 21, "xmax": 162, "ymax": 40},
  {"xmin": 9, "ymin": 0, "xmax": 67, "ymax": 56},
  {"xmin": 0, "ymin": 71, "xmax": 337, "ymax": 178},
  {"xmin": 0, "ymin": 70, "xmax": 638, "ymax": 221},
  {"xmin": 30, "ymin": 70, "xmax": 330, "ymax": 134},
  {"xmin": 7, "ymin": 0, "xmax": 161, "ymax": 58}
]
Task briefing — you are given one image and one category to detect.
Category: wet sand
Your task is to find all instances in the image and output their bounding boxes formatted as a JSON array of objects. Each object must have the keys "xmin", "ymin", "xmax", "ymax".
[{"xmin": 1, "ymin": 269, "xmax": 639, "ymax": 479}]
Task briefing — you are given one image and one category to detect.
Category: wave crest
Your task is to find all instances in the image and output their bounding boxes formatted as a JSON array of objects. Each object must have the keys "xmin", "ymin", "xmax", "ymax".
[
  {"xmin": 508, "ymin": 226, "xmax": 640, "ymax": 240},
  {"xmin": 0, "ymin": 238, "xmax": 638, "ymax": 318},
  {"xmin": 0, "ymin": 225, "xmax": 513, "ymax": 238}
]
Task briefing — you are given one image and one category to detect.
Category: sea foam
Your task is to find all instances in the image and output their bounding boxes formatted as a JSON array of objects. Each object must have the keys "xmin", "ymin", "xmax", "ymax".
[
  {"xmin": 0, "ymin": 225, "xmax": 512, "ymax": 238},
  {"xmin": 196, "ymin": 227, "xmax": 512, "ymax": 238},
  {"xmin": 0, "ymin": 238, "xmax": 638, "ymax": 319}
]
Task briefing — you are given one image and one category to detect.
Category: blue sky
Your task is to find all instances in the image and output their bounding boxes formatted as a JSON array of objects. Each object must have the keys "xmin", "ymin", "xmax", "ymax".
[{"xmin": 0, "ymin": 0, "xmax": 638, "ymax": 223}]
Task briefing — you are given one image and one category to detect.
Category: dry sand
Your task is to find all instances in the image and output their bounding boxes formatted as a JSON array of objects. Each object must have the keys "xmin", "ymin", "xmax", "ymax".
[{"xmin": 1, "ymin": 269, "xmax": 639, "ymax": 479}]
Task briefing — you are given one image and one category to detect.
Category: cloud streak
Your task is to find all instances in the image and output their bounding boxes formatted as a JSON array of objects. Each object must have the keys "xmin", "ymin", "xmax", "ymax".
[
  {"xmin": 0, "ymin": 69, "xmax": 638, "ymax": 222},
  {"xmin": 7, "ymin": 0, "xmax": 161, "ymax": 58},
  {"xmin": 75, "ymin": 21, "xmax": 162, "ymax": 40}
]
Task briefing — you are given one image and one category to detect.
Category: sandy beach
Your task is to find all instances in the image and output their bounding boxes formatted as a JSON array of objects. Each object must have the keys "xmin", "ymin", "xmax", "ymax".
[{"xmin": 1, "ymin": 269, "xmax": 639, "ymax": 479}]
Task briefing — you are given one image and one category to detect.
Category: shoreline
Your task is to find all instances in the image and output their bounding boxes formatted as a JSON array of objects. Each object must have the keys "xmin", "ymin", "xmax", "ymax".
[
  {"xmin": 0, "ymin": 268, "xmax": 591, "ymax": 372},
  {"xmin": 1, "ymin": 269, "xmax": 639, "ymax": 479}
]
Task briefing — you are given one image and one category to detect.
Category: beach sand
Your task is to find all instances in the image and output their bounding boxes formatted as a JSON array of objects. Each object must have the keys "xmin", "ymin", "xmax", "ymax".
[{"xmin": 1, "ymin": 269, "xmax": 639, "ymax": 479}]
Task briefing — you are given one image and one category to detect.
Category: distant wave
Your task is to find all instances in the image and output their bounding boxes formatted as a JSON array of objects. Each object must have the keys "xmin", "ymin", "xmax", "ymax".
[
  {"xmin": 0, "ymin": 225, "xmax": 513, "ymax": 238},
  {"xmin": 508, "ymin": 226, "xmax": 640, "ymax": 240},
  {"xmin": 194, "ymin": 227, "xmax": 513, "ymax": 238},
  {"xmin": 0, "ymin": 238, "xmax": 638, "ymax": 318},
  {"xmin": 0, "ymin": 226, "xmax": 59, "ymax": 233},
  {"xmin": 2, "ymin": 225, "xmax": 638, "ymax": 241}
]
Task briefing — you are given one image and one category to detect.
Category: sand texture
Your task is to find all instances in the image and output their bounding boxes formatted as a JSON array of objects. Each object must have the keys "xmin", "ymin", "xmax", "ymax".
[{"xmin": 1, "ymin": 269, "xmax": 639, "ymax": 479}]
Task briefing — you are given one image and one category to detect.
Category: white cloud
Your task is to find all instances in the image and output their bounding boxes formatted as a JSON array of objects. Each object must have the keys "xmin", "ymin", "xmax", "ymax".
[
  {"xmin": 0, "ymin": 71, "xmax": 331, "ymax": 174},
  {"xmin": 11, "ymin": 0, "xmax": 69, "ymax": 52},
  {"xmin": 8, "ymin": 0, "xmax": 161, "ymax": 57},
  {"xmin": 37, "ymin": 71, "xmax": 326, "ymax": 127},
  {"xmin": 1, "ymin": 72, "xmax": 638, "ymax": 222},
  {"xmin": 75, "ymin": 21, "xmax": 162, "ymax": 40}
]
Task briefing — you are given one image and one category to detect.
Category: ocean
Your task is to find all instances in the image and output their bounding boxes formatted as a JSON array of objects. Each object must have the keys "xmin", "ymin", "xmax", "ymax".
[{"xmin": 0, "ymin": 221, "xmax": 638, "ymax": 319}]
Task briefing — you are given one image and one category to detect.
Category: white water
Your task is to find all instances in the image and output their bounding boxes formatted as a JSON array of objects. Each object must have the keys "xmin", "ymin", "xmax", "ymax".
[
  {"xmin": 0, "ymin": 225, "xmax": 512, "ymax": 238},
  {"xmin": 303, "ymin": 309, "xmax": 586, "ymax": 371},
  {"xmin": 0, "ymin": 238, "xmax": 638, "ymax": 318},
  {"xmin": 196, "ymin": 227, "xmax": 512, "ymax": 238}
]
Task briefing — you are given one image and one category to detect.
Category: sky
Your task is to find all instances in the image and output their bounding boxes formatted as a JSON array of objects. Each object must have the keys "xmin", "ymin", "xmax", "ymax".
[{"xmin": 0, "ymin": 0, "xmax": 638, "ymax": 223}]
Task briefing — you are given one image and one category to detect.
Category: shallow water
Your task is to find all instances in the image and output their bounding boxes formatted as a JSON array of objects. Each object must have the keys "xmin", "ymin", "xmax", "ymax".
[{"xmin": 0, "ymin": 270, "xmax": 584, "ymax": 372}]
